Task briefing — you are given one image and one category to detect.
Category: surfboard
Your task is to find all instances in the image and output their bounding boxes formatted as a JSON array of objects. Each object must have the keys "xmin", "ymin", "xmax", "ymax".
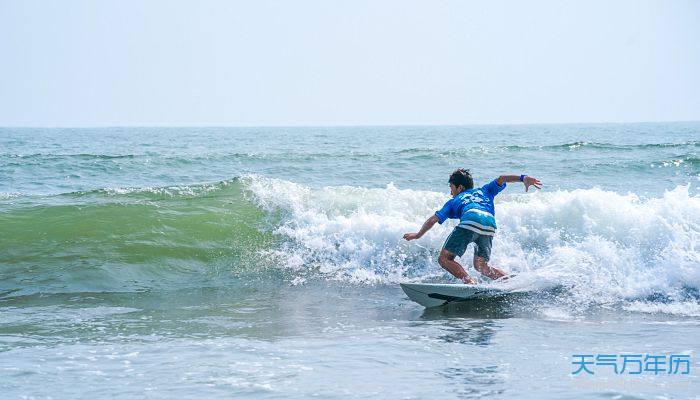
[{"xmin": 400, "ymin": 282, "xmax": 509, "ymax": 308}]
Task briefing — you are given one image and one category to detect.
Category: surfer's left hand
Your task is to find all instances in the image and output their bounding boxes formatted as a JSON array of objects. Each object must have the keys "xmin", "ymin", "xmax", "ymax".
[{"xmin": 524, "ymin": 176, "xmax": 542, "ymax": 192}]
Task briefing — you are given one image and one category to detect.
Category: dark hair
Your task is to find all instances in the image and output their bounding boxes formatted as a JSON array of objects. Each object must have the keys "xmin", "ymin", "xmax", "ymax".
[{"xmin": 448, "ymin": 168, "xmax": 474, "ymax": 190}]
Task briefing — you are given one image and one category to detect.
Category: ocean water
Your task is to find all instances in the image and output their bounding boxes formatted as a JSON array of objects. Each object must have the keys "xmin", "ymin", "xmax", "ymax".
[{"xmin": 0, "ymin": 123, "xmax": 698, "ymax": 399}]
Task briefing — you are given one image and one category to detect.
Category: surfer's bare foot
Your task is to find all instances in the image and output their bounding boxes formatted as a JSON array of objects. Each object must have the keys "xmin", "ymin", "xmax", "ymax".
[{"xmin": 462, "ymin": 277, "xmax": 477, "ymax": 284}]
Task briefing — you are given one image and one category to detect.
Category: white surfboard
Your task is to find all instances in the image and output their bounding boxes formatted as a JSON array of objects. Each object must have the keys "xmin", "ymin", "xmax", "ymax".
[{"xmin": 400, "ymin": 282, "xmax": 509, "ymax": 308}]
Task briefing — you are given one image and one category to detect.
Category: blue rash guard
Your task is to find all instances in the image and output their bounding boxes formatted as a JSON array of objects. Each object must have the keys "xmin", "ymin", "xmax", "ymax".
[{"xmin": 434, "ymin": 179, "xmax": 506, "ymax": 236}]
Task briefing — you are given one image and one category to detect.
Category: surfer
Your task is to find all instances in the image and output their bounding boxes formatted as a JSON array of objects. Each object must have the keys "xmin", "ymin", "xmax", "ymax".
[{"xmin": 403, "ymin": 169, "xmax": 542, "ymax": 284}]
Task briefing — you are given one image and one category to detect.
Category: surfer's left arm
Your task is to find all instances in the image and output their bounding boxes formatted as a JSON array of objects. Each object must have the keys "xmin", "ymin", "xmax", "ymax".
[
  {"xmin": 403, "ymin": 215, "xmax": 439, "ymax": 241},
  {"xmin": 496, "ymin": 175, "xmax": 542, "ymax": 192}
]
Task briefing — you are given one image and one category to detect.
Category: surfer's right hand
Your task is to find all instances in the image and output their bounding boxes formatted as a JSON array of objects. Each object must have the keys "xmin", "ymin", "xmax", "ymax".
[{"xmin": 403, "ymin": 233, "xmax": 420, "ymax": 241}]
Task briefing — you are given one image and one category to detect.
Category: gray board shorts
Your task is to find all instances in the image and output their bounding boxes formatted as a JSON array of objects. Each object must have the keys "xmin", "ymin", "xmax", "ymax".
[{"xmin": 442, "ymin": 226, "xmax": 493, "ymax": 261}]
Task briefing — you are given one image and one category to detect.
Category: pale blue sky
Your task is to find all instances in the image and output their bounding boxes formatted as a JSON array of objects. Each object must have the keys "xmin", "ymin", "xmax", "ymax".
[{"xmin": 1, "ymin": 0, "xmax": 698, "ymax": 126}]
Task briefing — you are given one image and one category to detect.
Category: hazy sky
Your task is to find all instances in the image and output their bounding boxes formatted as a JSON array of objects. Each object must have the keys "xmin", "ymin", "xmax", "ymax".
[{"xmin": 1, "ymin": 0, "xmax": 698, "ymax": 126}]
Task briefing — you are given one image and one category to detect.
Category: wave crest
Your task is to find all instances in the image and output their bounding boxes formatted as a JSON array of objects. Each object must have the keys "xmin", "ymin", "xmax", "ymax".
[{"xmin": 244, "ymin": 174, "xmax": 700, "ymax": 313}]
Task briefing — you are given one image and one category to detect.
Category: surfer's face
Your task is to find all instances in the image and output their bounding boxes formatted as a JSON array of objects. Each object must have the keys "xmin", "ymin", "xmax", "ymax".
[{"xmin": 450, "ymin": 183, "xmax": 464, "ymax": 197}]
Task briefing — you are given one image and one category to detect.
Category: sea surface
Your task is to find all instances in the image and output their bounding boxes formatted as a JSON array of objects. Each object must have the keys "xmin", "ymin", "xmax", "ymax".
[{"xmin": 1, "ymin": 123, "xmax": 699, "ymax": 399}]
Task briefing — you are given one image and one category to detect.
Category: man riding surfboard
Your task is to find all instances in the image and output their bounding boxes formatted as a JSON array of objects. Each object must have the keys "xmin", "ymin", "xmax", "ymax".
[{"xmin": 403, "ymin": 169, "xmax": 542, "ymax": 284}]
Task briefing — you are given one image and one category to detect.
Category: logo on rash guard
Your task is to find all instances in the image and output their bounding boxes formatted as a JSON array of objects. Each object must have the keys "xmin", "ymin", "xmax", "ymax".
[{"xmin": 460, "ymin": 190, "xmax": 487, "ymax": 205}]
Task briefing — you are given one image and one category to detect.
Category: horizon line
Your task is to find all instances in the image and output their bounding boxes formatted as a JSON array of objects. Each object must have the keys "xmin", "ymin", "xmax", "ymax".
[{"xmin": 1, "ymin": 119, "xmax": 699, "ymax": 129}]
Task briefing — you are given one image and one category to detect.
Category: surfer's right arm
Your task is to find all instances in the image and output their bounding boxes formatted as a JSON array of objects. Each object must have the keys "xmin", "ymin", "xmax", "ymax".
[
  {"xmin": 403, "ymin": 215, "xmax": 439, "ymax": 241},
  {"xmin": 404, "ymin": 197, "xmax": 456, "ymax": 241}
]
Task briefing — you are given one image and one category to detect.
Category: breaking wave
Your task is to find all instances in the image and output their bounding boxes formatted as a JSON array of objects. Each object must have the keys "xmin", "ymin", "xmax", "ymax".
[{"xmin": 244, "ymin": 175, "xmax": 699, "ymax": 314}]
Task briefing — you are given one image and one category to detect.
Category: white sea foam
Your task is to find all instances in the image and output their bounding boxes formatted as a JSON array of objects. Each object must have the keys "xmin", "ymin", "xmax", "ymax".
[
  {"xmin": 496, "ymin": 186, "xmax": 699, "ymax": 303},
  {"xmin": 97, "ymin": 181, "xmax": 233, "ymax": 197},
  {"xmin": 243, "ymin": 175, "xmax": 699, "ymax": 314},
  {"xmin": 103, "ymin": 181, "xmax": 232, "ymax": 197},
  {"xmin": 623, "ymin": 300, "xmax": 700, "ymax": 317},
  {"xmin": 0, "ymin": 192, "xmax": 22, "ymax": 200}
]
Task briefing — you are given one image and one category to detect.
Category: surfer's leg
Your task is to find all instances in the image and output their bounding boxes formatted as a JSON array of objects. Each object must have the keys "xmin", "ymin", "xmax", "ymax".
[
  {"xmin": 438, "ymin": 249, "xmax": 476, "ymax": 284},
  {"xmin": 473, "ymin": 256, "xmax": 507, "ymax": 280},
  {"xmin": 472, "ymin": 234, "xmax": 507, "ymax": 280},
  {"xmin": 440, "ymin": 228, "xmax": 476, "ymax": 284}
]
